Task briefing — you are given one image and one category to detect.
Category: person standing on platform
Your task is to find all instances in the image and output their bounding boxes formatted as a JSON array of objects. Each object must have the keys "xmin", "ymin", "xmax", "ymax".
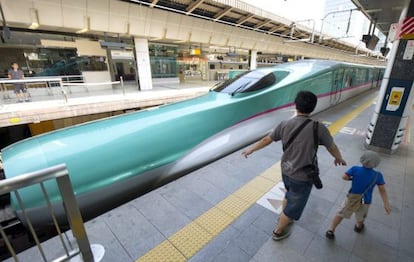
[
  {"xmin": 8, "ymin": 62, "xmax": 29, "ymax": 102},
  {"xmin": 325, "ymin": 151, "xmax": 391, "ymax": 239},
  {"xmin": 242, "ymin": 91, "xmax": 347, "ymax": 241}
]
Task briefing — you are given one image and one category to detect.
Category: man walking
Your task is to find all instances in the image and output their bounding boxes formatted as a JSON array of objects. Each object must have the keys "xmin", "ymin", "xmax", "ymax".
[{"xmin": 242, "ymin": 91, "xmax": 347, "ymax": 240}]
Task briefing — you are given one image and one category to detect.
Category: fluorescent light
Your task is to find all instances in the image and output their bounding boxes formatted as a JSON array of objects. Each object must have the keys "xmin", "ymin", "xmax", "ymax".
[
  {"xmin": 76, "ymin": 28, "xmax": 89, "ymax": 34},
  {"xmin": 77, "ymin": 16, "xmax": 90, "ymax": 34},
  {"xmin": 29, "ymin": 22, "xmax": 39, "ymax": 29},
  {"xmin": 28, "ymin": 8, "xmax": 39, "ymax": 29}
]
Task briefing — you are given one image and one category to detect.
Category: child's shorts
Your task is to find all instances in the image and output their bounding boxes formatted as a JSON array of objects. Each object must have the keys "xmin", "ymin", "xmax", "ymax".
[{"xmin": 337, "ymin": 198, "xmax": 370, "ymax": 221}]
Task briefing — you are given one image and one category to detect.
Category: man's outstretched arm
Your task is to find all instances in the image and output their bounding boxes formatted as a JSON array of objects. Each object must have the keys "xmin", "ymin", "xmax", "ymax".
[
  {"xmin": 242, "ymin": 135, "xmax": 273, "ymax": 158},
  {"xmin": 327, "ymin": 143, "xmax": 347, "ymax": 166}
]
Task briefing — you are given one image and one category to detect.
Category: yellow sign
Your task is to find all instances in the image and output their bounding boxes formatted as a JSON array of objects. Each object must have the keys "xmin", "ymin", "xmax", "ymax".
[
  {"xmin": 9, "ymin": 118, "xmax": 20, "ymax": 123},
  {"xmin": 389, "ymin": 90, "xmax": 402, "ymax": 105},
  {"xmin": 386, "ymin": 87, "xmax": 405, "ymax": 111}
]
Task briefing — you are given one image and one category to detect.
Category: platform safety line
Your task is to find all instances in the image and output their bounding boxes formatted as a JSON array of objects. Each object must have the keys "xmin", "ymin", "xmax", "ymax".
[
  {"xmin": 136, "ymin": 97, "xmax": 376, "ymax": 262},
  {"xmin": 327, "ymin": 97, "xmax": 375, "ymax": 136}
]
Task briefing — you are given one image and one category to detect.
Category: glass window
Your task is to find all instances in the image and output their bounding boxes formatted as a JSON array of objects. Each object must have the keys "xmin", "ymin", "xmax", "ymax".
[{"xmin": 212, "ymin": 71, "xmax": 276, "ymax": 94}]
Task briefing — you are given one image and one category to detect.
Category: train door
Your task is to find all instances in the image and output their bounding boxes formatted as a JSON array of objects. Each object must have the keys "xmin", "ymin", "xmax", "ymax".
[
  {"xmin": 375, "ymin": 68, "xmax": 384, "ymax": 88},
  {"xmin": 330, "ymin": 68, "xmax": 344, "ymax": 105}
]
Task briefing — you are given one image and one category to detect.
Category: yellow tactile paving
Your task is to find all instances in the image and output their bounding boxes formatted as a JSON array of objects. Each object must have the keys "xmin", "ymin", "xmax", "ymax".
[
  {"xmin": 168, "ymin": 222, "xmax": 213, "ymax": 259},
  {"xmin": 216, "ymin": 194, "xmax": 252, "ymax": 218},
  {"xmin": 136, "ymin": 240, "xmax": 186, "ymax": 262},
  {"xmin": 233, "ymin": 185, "xmax": 265, "ymax": 203},
  {"xmin": 260, "ymin": 164, "xmax": 282, "ymax": 182},
  {"xmin": 194, "ymin": 207, "xmax": 233, "ymax": 235},
  {"xmin": 328, "ymin": 97, "xmax": 375, "ymax": 135},
  {"xmin": 246, "ymin": 176, "xmax": 276, "ymax": 193},
  {"xmin": 136, "ymin": 95, "xmax": 377, "ymax": 261}
]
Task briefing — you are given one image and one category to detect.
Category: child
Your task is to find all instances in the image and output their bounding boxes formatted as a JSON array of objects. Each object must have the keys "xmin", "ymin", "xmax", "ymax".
[{"xmin": 325, "ymin": 151, "xmax": 391, "ymax": 239}]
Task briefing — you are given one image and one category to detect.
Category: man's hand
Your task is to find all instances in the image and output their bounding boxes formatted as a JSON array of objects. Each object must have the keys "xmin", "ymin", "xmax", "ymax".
[
  {"xmin": 241, "ymin": 135, "xmax": 273, "ymax": 159},
  {"xmin": 334, "ymin": 158, "xmax": 347, "ymax": 166},
  {"xmin": 242, "ymin": 148, "xmax": 254, "ymax": 158},
  {"xmin": 384, "ymin": 203, "xmax": 391, "ymax": 214}
]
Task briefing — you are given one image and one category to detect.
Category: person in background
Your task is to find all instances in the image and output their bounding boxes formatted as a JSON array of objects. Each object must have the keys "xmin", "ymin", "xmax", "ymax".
[
  {"xmin": 8, "ymin": 62, "xmax": 29, "ymax": 102},
  {"xmin": 242, "ymin": 91, "xmax": 347, "ymax": 241},
  {"xmin": 325, "ymin": 151, "xmax": 391, "ymax": 239}
]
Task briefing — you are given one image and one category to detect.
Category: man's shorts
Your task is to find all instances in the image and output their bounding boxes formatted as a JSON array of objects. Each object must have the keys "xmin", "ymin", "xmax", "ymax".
[
  {"xmin": 337, "ymin": 198, "xmax": 370, "ymax": 220},
  {"xmin": 282, "ymin": 174, "xmax": 313, "ymax": 220},
  {"xmin": 14, "ymin": 84, "xmax": 26, "ymax": 94}
]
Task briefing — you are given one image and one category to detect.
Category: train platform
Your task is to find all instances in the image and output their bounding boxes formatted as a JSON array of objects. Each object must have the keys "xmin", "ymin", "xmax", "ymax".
[
  {"xmin": 0, "ymin": 80, "xmax": 215, "ymax": 127},
  {"xmin": 9, "ymin": 89, "xmax": 414, "ymax": 262}
]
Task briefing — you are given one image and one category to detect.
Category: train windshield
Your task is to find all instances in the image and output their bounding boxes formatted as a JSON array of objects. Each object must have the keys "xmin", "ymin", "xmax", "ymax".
[{"xmin": 212, "ymin": 71, "xmax": 276, "ymax": 94}]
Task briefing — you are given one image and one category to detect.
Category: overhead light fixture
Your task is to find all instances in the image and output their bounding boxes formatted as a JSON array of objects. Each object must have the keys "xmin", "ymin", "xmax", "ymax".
[
  {"xmin": 76, "ymin": 16, "xmax": 90, "ymax": 34},
  {"xmin": 125, "ymin": 21, "xmax": 130, "ymax": 35},
  {"xmin": 29, "ymin": 8, "xmax": 39, "ymax": 29}
]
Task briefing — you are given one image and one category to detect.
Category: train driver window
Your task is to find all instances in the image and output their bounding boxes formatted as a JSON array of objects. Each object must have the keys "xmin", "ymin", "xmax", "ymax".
[
  {"xmin": 211, "ymin": 71, "xmax": 275, "ymax": 94},
  {"xmin": 242, "ymin": 73, "xmax": 276, "ymax": 93}
]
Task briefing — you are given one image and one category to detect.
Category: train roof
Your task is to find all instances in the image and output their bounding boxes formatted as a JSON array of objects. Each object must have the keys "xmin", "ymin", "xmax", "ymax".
[{"xmin": 255, "ymin": 59, "xmax": 380, "ymax": 87}]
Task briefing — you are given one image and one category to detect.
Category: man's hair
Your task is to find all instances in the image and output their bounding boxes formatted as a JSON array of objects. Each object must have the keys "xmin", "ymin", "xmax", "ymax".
[
  {"xmin": 295, "ymin": 91, "xmax": 317, "ymax": 114},
  {"xmin": 11, "ymin": 62, "xmax": 18, "ymax": 66}
]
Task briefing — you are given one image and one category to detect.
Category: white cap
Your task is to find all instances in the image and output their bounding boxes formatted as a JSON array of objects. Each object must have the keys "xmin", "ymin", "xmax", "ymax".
[{"xmin": 360, "ymin": 151, "xmax": 381, "ymax": 168}]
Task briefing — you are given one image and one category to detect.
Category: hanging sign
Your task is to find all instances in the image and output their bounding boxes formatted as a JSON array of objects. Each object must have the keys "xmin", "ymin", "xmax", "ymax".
[{"xmin": 399, "ymin": 17, "xmax": 414, "ymax": 40}]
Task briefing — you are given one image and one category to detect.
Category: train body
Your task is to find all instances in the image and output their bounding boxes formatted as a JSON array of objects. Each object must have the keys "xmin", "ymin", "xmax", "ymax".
[{"xmin": 1, "ymin": 59, "xmax": 385, "ymax": 226}]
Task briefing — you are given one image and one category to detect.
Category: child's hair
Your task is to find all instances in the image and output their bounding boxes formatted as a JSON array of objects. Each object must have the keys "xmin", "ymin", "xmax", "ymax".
[{"xmin": 360, "ymin": 151, "xmax": 380, "ymax": 168}]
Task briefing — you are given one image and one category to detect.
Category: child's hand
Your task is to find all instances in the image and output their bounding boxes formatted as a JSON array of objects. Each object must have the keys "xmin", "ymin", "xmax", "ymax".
[{"xmin": 384, "ymin": 203, "xmax": 391, "ymax": 214}]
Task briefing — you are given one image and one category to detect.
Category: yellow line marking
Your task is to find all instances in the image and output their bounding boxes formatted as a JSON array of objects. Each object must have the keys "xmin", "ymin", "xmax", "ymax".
[
  {"xmin": 137, "ymin": 240, "xmax": 186, "ymax": 262},
  {"xmin": 136, "ymin": 96, "xmax": 376, "ymax": 261},
  {"xmin": 327, "ymin": 98, "xmax": 375, "ymax": 136},
  {"xmin": 168, "ymin": 222, "xmax": 213, "ymax": 258}
]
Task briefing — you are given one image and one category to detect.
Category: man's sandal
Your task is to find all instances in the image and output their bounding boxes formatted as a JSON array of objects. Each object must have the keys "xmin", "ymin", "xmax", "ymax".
[{"xmin": 325, "ymin": 230, "xmax": 335, "ymax": 239}]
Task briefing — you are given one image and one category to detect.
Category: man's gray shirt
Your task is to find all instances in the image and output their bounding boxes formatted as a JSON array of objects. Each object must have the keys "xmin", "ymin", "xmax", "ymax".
[
  {"xmin": 8, "ymin": 69, "xmax": 24, "ymax": 80},
  {"xmin": 270, "ymin": 115, "xmax": 334, "ymax": 181}
]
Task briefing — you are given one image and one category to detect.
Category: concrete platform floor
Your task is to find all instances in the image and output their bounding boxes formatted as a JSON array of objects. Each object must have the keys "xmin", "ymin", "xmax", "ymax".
[{"xmin": 7, "ymin": 90, "xmax": 414, "ymax": 262}]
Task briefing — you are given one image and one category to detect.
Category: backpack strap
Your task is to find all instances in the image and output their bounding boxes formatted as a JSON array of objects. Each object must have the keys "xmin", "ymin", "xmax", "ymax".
[
  {"xmin": 283, "ymin": 119, "xmax": 312, "ymax": 151},
  {"xmin": 312, "ymin": 121, "xmax": 319, "ymax": 163}
]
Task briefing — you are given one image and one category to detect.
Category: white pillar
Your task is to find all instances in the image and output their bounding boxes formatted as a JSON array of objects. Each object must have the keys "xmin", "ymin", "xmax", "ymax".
[
  {"xmin": 134, "ymin": 38, "xmax": 153, "ymax": 90},
  {"xmin": 249, "ymin": 50, "xmax": 258, "ymax": 70}
]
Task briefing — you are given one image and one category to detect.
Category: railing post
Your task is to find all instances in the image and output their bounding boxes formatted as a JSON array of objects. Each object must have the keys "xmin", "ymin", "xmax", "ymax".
[
  {"xmin": 56, "ymin": 175, "xmax": 94, "ymax": 262},
  {"xmin": 120, "ymin": 76, "xmax": 125, "ymax": 96},
  {"xmin": 59, "ymin": 79, "xmax": 68, "ymax": 103}
]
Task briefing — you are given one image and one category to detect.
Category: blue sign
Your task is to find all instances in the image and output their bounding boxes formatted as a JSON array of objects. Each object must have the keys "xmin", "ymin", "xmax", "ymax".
[{"xmin": 380, "ymin": 78, "xmax": 413, "ymax": 116}]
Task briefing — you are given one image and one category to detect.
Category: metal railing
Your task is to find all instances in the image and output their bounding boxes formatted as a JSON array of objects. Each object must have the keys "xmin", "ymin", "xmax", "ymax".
[
  {"xmin": 0, "ymin": 76, "xmax": 123, "ymax": 104},
  {"xmin": 0, "ymin": 164, "xmax": 96, "ymax": 262}
]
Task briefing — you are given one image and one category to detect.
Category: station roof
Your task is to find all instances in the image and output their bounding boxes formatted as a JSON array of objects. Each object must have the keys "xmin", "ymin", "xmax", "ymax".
[
  {"xmin": 351, "ymin": 0, "xmax": 406, "ymax": 35},
  {"xmin": 130, "ymin": 0, "xmax": 372, "ymax": 55}
]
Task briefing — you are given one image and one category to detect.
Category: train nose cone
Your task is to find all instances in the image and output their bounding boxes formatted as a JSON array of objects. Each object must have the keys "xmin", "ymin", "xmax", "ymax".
[{"xmin": 2, "ymin": 137, "xmax": 49, "ymax": 178}]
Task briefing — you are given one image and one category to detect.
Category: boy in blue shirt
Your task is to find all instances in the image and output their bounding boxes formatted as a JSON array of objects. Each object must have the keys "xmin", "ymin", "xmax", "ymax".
[{"xmin": 326, "ymin": 151, "xmax": 391, "ymax": 239}]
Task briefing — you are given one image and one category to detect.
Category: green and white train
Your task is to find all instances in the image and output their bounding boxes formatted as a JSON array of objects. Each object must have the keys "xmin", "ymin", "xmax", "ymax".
[{"xmin": 1, "ymin": 59, "xmax": 385, "ymax": 226}]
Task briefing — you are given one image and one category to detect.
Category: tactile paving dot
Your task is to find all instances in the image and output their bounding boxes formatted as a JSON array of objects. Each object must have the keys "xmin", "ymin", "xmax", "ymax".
[
  {"xmin": 194, "ymin": 207, "xmax": 233, "ymax": 235},
  {"xmin": 168, "ymin": 222, "xmax": 212, "ymax": 258},
  {"xmin": 136, "ymin": 240, "xmax": 186, "ymax": 262}
]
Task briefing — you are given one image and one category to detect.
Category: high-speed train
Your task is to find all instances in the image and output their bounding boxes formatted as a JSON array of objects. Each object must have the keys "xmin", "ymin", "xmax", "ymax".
[{"xmin": 1, "ymin": 60, "xmax": 384, "ymax": 226}]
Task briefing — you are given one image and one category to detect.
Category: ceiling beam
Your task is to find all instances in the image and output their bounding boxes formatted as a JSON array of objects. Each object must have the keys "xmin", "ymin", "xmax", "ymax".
[
  {"xmin": 150, "ymin": 0, "xmax": 160, "ymax": 8},
  {"xmin": 236, "ymin": 14, "xmax": 255, "ymax": 25},
  {"xmin": 254, "ymin": 19, "xmax": 272, "ymax": 30},
  {"xmin": 268, "ymin": 25, "xmax": 286, "ymax": 33},
  {"xmin": 214, "ymin": 6, "xmax": 233, "ymax": 20},
  {"xmin": 186, "ymin": 0, "xmax": 205, "ymax": 15}
]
